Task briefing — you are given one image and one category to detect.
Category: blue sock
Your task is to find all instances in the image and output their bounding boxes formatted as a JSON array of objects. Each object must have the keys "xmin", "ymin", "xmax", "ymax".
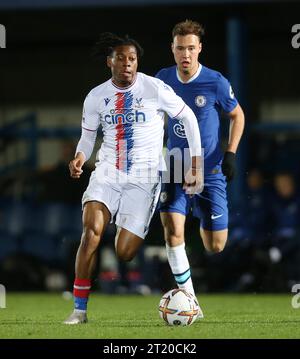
[{"xmin": 74, "ymin": 296, "xmax": 88, "ymax": 311}]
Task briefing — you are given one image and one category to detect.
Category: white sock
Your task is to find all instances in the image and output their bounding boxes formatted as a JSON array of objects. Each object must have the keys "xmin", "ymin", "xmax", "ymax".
[
  {"xmin": 74, "ymin": 309, "xmax": 87, "ymax": 314},
  {"xmin": 166, "ymin": 242, "xmax": 195, "ymax": 297}
]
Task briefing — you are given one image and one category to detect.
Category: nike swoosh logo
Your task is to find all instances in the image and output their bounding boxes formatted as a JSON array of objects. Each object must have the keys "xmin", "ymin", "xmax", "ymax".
[{"xmin": 211, "ymin": 214, "xmax": 223, "ymax": 220}]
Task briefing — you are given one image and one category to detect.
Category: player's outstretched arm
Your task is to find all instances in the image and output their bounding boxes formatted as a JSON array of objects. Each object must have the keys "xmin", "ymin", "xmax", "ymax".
[
  {"xmin": 157, "ymin": 80, "xmax": 203, "ymax": 193},
  {"xmin": 176, "ymin": 105, "xmax": 204, "ymax": 194},
  {"xmin": 227, "ymin": 103, "xmax": 245, "ymax": 154},
  {"xmin": 69, "ymin": 91, "xmax": 100, "ymax": 179},
  {"xmin": 69, "ymin": 126, "xmax": 97, "ymax": 179}
]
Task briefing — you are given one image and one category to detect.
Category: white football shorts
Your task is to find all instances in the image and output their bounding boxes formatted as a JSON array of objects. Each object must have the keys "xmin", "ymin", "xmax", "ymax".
[{"xmin": 82, "ymin": 163, "xmax": 161, "ymax": 239}]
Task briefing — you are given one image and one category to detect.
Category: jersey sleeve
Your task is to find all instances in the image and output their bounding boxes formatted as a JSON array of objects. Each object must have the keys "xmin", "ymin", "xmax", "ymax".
[
  {"xmin": 216, "ymin": 75, "xmax": 238, "ymax": 113},
  {"xmin": 81, "ymin": 92, "xmax": 101, "ymax": 132},
  {"xmin": 155, "ymin": 69, "xmax": 164, "ymax": 81},
  {"xmin": 157, "ymin": 80, "xmax": 185, "ymax": 119}
]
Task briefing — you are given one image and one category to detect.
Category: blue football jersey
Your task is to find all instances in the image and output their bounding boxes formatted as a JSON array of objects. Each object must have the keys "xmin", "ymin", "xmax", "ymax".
[{"xmin": 156, "ymin": 64, "xmax": 238, "ymax": 173}]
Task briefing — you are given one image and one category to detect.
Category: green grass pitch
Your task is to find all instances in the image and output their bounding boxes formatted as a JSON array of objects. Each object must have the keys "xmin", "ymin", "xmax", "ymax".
[{"xmin": 0, "ymin": 293, "xmax": 300, "ymax": 338}]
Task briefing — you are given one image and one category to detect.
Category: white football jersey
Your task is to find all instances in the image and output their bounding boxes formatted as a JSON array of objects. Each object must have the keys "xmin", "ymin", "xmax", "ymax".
[{"xmin": 81, "ymin": 72, "xmax": 185, "ymax": 177}]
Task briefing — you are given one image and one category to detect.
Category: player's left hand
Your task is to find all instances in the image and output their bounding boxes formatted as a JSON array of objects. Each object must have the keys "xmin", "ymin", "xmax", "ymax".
[
  {"xmin": 183, "ymin": 167, "xmax": 204, "ymax": 196},
  {"xmin": 221, "ymin": 151, "xmax": 236, "ymax": 182}
]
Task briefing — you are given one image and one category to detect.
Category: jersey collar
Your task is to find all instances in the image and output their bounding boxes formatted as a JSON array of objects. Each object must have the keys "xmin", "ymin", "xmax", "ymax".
[
  {"xmin": 111, "ymin": 73, "xmax": 138, "ymax": 91},
  {"xmin": 176, "ymin": 63, "xmax": 202, "ymax": 84}
]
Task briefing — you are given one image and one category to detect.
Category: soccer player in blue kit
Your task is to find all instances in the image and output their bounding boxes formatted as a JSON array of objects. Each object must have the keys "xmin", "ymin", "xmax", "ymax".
[{"xmin": 156, "ymin": 20, "xmax": 245, "ymax": 307}]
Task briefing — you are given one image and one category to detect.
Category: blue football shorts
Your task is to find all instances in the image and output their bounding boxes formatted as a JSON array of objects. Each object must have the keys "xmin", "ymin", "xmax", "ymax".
[{"xmin": 159, "ymin": 171, "xmax": 228, "ymax": 231}]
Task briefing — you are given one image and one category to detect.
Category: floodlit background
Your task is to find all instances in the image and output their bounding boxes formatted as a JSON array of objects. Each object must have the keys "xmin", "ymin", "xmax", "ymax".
[{"xmin": 1, "ymin": 0, "xmax": 300, "ymax": 295}]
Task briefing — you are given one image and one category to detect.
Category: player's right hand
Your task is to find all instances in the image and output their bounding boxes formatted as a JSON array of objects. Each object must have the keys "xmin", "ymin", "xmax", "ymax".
[
  {"xmin": 69, "ymin": 153, "xmax": 85, "ymax": 179},
  {"xmin": 183, "ymin": 167, "xmax": 204, "ymax": 196}
]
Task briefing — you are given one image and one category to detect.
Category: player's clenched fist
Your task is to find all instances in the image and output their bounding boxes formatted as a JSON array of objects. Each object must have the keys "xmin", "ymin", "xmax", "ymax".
[
  {"xmin": 69, "ymin": 152, "xmax": 85, "ymax": 178},
  {"xmin": 183, "ymin": 167, "xmax": 204, "ymax": 196}
]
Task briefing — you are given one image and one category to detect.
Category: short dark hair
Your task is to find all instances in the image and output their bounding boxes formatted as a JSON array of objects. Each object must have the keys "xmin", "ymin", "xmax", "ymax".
[
  {"xmin": 172, "ymin": 20, "xmax": 205, "ymax": 42},
  {"xmin": 93, "ymin": 32, "xmax": 144, "ymax": 59}
]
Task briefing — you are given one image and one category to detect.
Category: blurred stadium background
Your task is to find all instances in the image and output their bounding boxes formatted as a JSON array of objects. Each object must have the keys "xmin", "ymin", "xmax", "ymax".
[{"xmin": 1, "ymin": 0, "xmax": 300, "ymax": 297}]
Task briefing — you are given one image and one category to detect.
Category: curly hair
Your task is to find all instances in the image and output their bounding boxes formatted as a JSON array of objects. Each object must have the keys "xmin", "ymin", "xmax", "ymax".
[{"xmin": 93, "ymin": 32, "xmax": 144, "ymax": 58}]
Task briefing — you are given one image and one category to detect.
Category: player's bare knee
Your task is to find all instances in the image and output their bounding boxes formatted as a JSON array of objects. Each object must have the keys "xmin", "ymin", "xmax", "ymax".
[
  {"xmin": 116, "ymin": 248, "xmax": 135, "ymax": 262},
  {"xmin": 164, "ymin": 225, "xmax": 184, "ymax": 246},
  {"xmin": 204, "ymin": 238, "xmax": 226, "ymax": 253},
  {"xmin": 211, "ymin": 241, "xmax": 225, "ymax": 253},
  {"xmin": 81, "ymin": 226, "xmax": 101, "ymax": 252},
  {"xmin": 203, "ymin": 243, "xmax": 218, "ymax": 253},
  {"xmin": 119, "ymin": 253, "xmax": 135, "ymax": 262},
  {"xmin": 165, "ymin": 233, "xmax": 184, "ymax": 247},
  {"xmin": 161, "ymin": 213, "xmax": 185, "ymax": 246},
  {"xmin": 201, "ymin": 229, "xmax": 227, "ymax": 253}
]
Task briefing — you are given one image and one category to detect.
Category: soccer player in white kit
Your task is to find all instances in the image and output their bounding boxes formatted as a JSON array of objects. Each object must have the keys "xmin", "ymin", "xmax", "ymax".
[{"xmin": 64, "ymin": 32, "xmax": 203, "ymax": 324}]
